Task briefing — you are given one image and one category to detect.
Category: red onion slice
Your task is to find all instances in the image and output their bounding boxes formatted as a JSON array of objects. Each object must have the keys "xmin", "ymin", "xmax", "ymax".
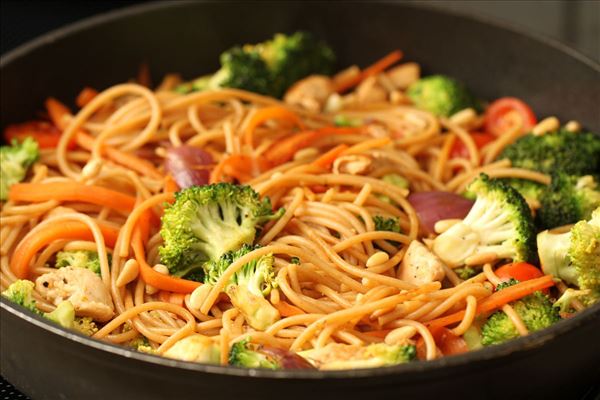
[
  {"xmin": 407, "ymin": 191, "xmax": 474, "ymax": 235},
  {"xmin": 165, "ymin": 145, "xmax": 213, "ymax": 189},
  {"xmin": 258, "ymin": 346, "xmax": 315, "ymax": 369}
]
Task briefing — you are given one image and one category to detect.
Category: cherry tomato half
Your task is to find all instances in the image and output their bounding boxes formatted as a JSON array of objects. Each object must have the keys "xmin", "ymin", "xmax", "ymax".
[
  {"xmin": 4, "ymin": 121, "xmax": 76, "ymax": 149},
  {"xmin": 450, "ymin": 132, "xmax": 496, "ymax": 159},
  {"xmin": 484, "ymin": 97, "xmax": 537, "ymax": 137},
  {"xmin": 495, "ymin": 262, "xmax": 548, "ymax": 294}
]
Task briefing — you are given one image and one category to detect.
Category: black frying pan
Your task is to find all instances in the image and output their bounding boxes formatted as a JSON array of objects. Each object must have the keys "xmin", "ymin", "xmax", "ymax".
[{"xmin": 1, "ymin": 2, "xmax": 599, "ymax": 400}]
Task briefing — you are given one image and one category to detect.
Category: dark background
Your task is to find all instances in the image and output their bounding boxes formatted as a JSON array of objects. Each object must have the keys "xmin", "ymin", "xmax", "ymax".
[{"xmin": 1, "ymin": 0, "xmax": 599, "ymax": 61}]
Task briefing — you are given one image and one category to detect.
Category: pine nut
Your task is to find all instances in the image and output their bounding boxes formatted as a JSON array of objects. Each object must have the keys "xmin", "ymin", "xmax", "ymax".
[
  {"xmin": 116, "ymin": 259, "xmax": 140, "ymax": 287},
  {"xmin": 385, "ymin": 326, "xmax": 418, "ymax": 345},
  {"xmin": 189, "ymin": 284, "xmax": 213, "ymax": 310},
  {"xmin": 450, "ymin": 108, "xmax": 477, "ymax": 128},
  {"xmin": 366, "ymin": 251, "xmax": 389, "ymax": 267},
  {"xmin": 532, "ymin": 116, "xmax": 559, "ymax": 136},
  {"xmin": 81, "ymin": 159, "xmax": 103, "ymax": 180},
  {"xmin": 145, "ymin": 285, "xmax": 158, "ymax": 295},
  {"xmin": 465, "ymin": 252, "xmax": 499, "ymax": 266},
  {"xmin": 294, "ymin": 147, "xmax": 319, "ymax": 161},
  {"xmin": 434, "ymin": 219, "xmax": 462, "ymax": 234},
  {"xmin": 564, "ymin": 120, "xmax": 581, "ymax": 133},
  {"xmin": 153, "ymin": 264, "xmax": 169, "ymax": 275}
]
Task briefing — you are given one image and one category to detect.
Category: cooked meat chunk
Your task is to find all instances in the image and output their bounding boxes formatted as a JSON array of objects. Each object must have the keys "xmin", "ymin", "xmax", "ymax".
[
  {"xmin": 398, "ymin": 241, "xmax": 446, "ymax": 285},
  {"xmin": 36, "ymin": 266, "xmax": 114, "ymax": 322}
]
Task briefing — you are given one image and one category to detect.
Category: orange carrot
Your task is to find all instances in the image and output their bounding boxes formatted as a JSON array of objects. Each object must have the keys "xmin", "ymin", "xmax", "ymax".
[
  {"xmin": 243, "ymin": 106, "xmax": 305, "ymax": 147},
  {"xmin": 158, "ymin": 291, "xmax": 186, "ymax": 307},
  {"xmin": 210, "ymin": 154, "xmax": 270, "ymax": 184},
  {"xmin": 311, "ymin": 144, "xmax": 349, "ymax": 169},
  {"xmin": 10, "ymin": 221, "xmax": 120, "ymax": 279},
  {"xmin": 335, "ymin": 50, "xmax": 404, "ymax": 93},
  {"xmin": 9, "ymin": 182, "xmax": 136, "ymax": 213},
  {"xmin": 275, "ymin": 301, "xmax": 305, "ymax": 317},
  {"xmin": 362, "ymin": 329, "xmax": 392, "ymax": 339},
  {"xmin": 263, "ymin": 130, "xmax": 320, "ymax": 166},
  {"xmin": 76, "ymin": 87, "xmax": 99, "ymax": 108},
  {"xmin": 132, "ymin": 226, "xmax": 200, "ymax": 294},
  {"xmin": 75, "ymin": 132, "xmax": 163, "ymax": 180},
  {"xmin": 45, "ymin": 97, "xmax": 72, "ymax": 130},
  {"xmin": 164, "ymin": 175, "xmax": 179, "ymax": 194},
  {"xmin": 427, "ymin": 275, "xmax": 556, "ymax": 329}
]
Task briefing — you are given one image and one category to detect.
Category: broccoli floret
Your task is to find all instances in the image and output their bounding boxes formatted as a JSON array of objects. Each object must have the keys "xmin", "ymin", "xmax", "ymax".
[
  {"xmin": 496, "ymin": 278, "xmax": 520, "ymax": 291},
  {"xmin": 498, "ymin": 129, "xmax": 600, "ymax": 176},
  {"xmin": 128, "ymin": 335, "xmax": 155, "ymax": 353},
  {"xmin": 299, "ymin": 343, "xmax": 416, "ymax": 370},
  {"xmin": 159, "ymin": 183, "xmax": 282, "ymax": 278},
  {"xmin": 229, "ymin": 339, "xmax": 279, "ymax": 369},
  {"xmin": 553, "ymin": 288, "xmax": 600, "ymax": 314},
  {"xmin": 290, "ymin": 256, "xmax": 301, "ymax": 265},
  {"xmin": 1, "ymin": 279, "xmax": 40, "ymax": 314},
  {"xmin": 501, "ymin": 178, "xmax": 546, "ymax": 203},
  {"xmin": 44, "ymin": 300, "xmax": 75, "ymax": 329},
  {"xmin": 373, "ymin": 215, "xmax": 402, "ymax": 233},
  {"xmin": 536, "ymin": 174, "xmax": 600, "ymax": 229},
  {"xmin": 377, "ymin": 173, "xmax": 409, "ymax": 204},
  {"xmin": 0, "ymin": 137, "xmax": 39, "ymax": 201},
  {"xmin": 176, "ymin": 31, "xmax": 335, "ymax": 98},
  {"xmin": 406, "ymin": 75, "xmax": 480, "ymax": 117},
  {"xmin": 537, "ymin": 208, "xmax": 600, "ymax": 307},
  {"xmin": 333, "ymin": 115, "xmax": 361, "ymax": 127},
  {"xmin": 481, "ymin": 281, "xmax": 560, "ymax": 346},
  {"xmin": 254, "ymin": 31, "xmax": 336, "ymax": 97},
  {"xmin": 433, "ymin": 174, "xmax": 537, "ymax": 267},
  {"xmin": 203, "ymin": 244, "xmax": 279, "ymax": 330},
  {"xmin": 55, "ymin": 250, "xmax": 108, "ymax": 275},
  {"xmin": 455, "ymin": 266, "xmax": 478, "ymax": 280},
  {"xmin": 43, "ymin": 300, "xmax": 98, "ymax": 335}
]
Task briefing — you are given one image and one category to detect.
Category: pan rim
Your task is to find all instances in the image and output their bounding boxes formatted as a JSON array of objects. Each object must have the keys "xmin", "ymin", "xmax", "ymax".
[{"xmin": 1, "ymin": 0, "xmax": 599, "ymax": 380}]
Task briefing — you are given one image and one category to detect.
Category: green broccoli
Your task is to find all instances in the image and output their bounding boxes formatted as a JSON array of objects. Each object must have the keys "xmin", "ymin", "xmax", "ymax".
[
  {"xmin": 501, "ymin": 178, "xmax": 546, "ymax": 204},
  {"xmin": 128, "ymin": 335, "xmax": 155, "ymax": 353},
  {"xmin": 176, "ymin": 31, "xmax": 335, "ymax": 98},
  {"xmin": 455, "ymin": 266, "xmax": 478, "ymax": 280},
  {"xmin": 406, "ymin": 75, "xmax": 480, "ymax": 117},
  {"xmin": 159, "ymin": 183, "xmax": 282, "ymax": 278},
  {"xmin": 43, "ymin": 300, "xmax": 98, "ymax": 335},
  {"xmin": 536, "ymin": 174, "xmax": 600, "ymax": 229},
  {"xmin": 253, "ymin": 31, "xmax": 336, "ymax": 97},
  {"xmin": 333, "ymin": 115, "xmax": 362, "ymax": 127},
  {"xmin": 44, "ymin": 301, "xmax": 75, "ymax": 328},
  {"xmin": 481, "ymin": 280, "xmax": 560, "ymax": 346},
  {"xmin": 377, "ymin": 173, "xmax": 409, "ymax": 204},
  {"xmin": 373, "ymin": 215, "xmax": 402, "ymax": 233},
  {"xmin": 553, "ymin": 288, "xmax": 599, "ymax": 314},
  {"xmin": 432, "ymin": 174, "xmax": 537, "ymax": 267},
  {"xmin": 498, "ymin": 129, "xmax": 600, "ymax": 176},
  {"xmin": 0, "ymin": 137, "xmax": 39, "ymax": 200},
  {"xmin": 1, "ymin": 279, "xmax": 40, "ymax": 314},
  {"xmin": 203, "ymin": 244, "xmax": 279, "ymax": 330},
  {"xmin": 537, "ymin": 208, "xmax": 600, "ymax": 308},
  {"xmin": 55, "ymin": 250, "xmax": 109, "ymax": 275},
  {"xmin": 299, "ymin": 343, "xmax": 416, "ymax": 370},
  {"xmin": 229, "ymin": 339, "xmax": 279, "ymax": 369}
]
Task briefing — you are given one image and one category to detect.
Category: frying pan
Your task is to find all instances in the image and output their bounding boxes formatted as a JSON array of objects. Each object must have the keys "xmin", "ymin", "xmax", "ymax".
[{"xmin": 1, "ymin": 2, "xmax": 599, "ymax": 400}]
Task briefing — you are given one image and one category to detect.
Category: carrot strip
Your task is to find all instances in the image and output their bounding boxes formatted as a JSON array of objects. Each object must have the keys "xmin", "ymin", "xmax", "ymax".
[
  {"xmin": 335, "ymin": 50, "xmax": 403, "ymax": 93},
  {"xmin": 9, "ymin": 221, "xmax": 120, "ymax": 279},
  {"xmin": 45, "ymin": 98, "xmax": 72, "ymax": 130},
  {"xmin": 132, "ymin": 227, "xmax": 200, "ymax": 294},
  {"xmin": 311, "ymin": 144, "xmax": 349, "ymax": 169},
  {"xmin": 76, "ymin": 87, "xmax": 99, "ymax": 108},
  {"xmin": 243, "ymin": 106, "xmax": 305, "ymax": 147},
  {"xmin": 164, "ymin": 175, "xmax": 179, "ymax": 194},
  {"xmin": 362, "ymin": 329, "xmax": 392, "ymax": 339},
  {"xmin": 274, "ymin": 301, "xmax": 305, "ymax": 317},
  {"xmin": 427, "ymin": 275, "xmax": 556, "ymax": 329},
  {"xmin": 75, "ymin": 132, "xmax": 163, "ymax": 180},
  {"xmin": 263, "ymin": 130, "xmax": 320, "ymax": 166},
  {"xmin": 210, "ymin": 154, "xmax": 270, "ymax": 184},
  {"xmin": 9, "ymin": 182, "xmax": 136, "ymax": 213}
]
